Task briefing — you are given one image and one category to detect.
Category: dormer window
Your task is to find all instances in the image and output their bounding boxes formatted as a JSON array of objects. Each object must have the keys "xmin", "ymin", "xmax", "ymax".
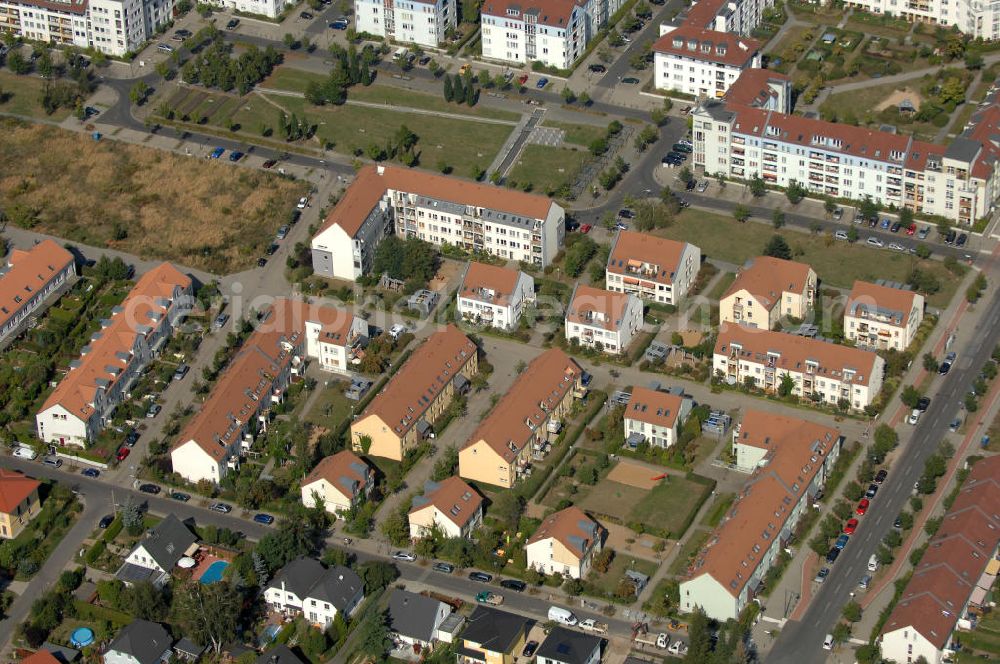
[
  {"xmin": 672, "ymin": 37, "xmax": 682, "ymax": 48},
  {"xmin": 716, "ymin": 45, "xmax": 727, "ymax": 55},
  {"xmin": 701, "ymin": 42, "xmax": 711, "ymax": 53}
]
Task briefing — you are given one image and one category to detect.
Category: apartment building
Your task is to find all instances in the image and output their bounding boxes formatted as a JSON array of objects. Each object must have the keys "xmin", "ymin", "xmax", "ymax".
[
  {"xmin": 408, "ymin": 476, "xmax": 484, "ymax": 539},
  {"xmin": 0, "ymin": 470, "xmax": 41, "ymax": 540},
  {"xmin": 311, "ymin": 165, "xmax": 565, "ymax": 281},
  {"xmin": 481, "ymin": 0, "xmax": 586, "ymax": 69},
  {"xmin": 681, "ymin": 411, "xmax": 842, "ymax": 620},
  {"xmin": 691, "ymin": 68, "xmax": 1000, "ymax": 225},
  {"xmin": 526, "ymin": 506, "xmax": 604, "ymax": 579},
  {"xmin": 355, "ymin": 0, "xmax": 455, "ymax": 48},
  {"xmin": 564, "ymin": 284, "xmax": 642, "ymax": 355},
  {"xmin": 204, "ymin": 0, "xmax": 288, "ymax": 19},
  {"xmin": 623, "ymin": 386, "xmax": 692, "ymax": 449},
  {"xmin": 300, "ymin": 450, "xmax": 374, "ymax": 517},
  {"xmin": 456, "ymin": 262, "xmax": 535, "ymax": 331},
  {"xmin": 170, "ymin": 301, "xmax": 308, "ymax": 484},
  {"xmin": 0, "ymin": 0, "xmax": 89, "ymax": 51},
  {"xmin": 880, "ymin": 455, "xmax": 1000, "ymax": 664},
  {"xmin": 719, "ymin": 256, "xmax": 816, "ymax": 329},
  {"xmin": 0, "ymin": 239, "xmax": 75, "ymax": 345},
  {"xmin": 460, "ymin": 348, "xmax": 584, "ymax": 488},
  {"xmin": 605, "ymin": 230, "xmax": 701, "ymax": 306},
  {"xmin": 713, "ymin": 324, "xmax": 885, "ymax": 411},
  {"xmin": 653, "ymin": 26, "xmax": 760, "ymax": 98},
  {"xmin": 351, "ymin": 325, "xmax": 477, "ymax": 461},
  {"xmin": 302, "ymin": 305, "xmax": 368, "ymax": 375},
  {"xmin": 844, "ymin": 280, "xmax": 925, "ymax": 352},
  {"xmin": 844, "ymin": 0, "xmax": 1000, "ymax": 40},
  {"xmin": 36, "ymin": 263, "xmax": 192, "ymax": 447}
]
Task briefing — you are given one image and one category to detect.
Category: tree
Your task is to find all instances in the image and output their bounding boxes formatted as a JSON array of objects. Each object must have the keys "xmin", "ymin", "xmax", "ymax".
[
  {"xmin": 121, "ymin": 581, "xmax": 169, "ymax": 621},
  {"xmin": 451, "ymin": 74, "xmax": 464, "ymax": 104},
  {"xmin": 847, "ymin": 226, "xmax": 859, "ymax": 243},
  {"xmin": 357, "ymin": 561, "xmax": 399, "ymax": 591},
  {"xmin": 357, "ymin": 609, "xmax": 392, "ymax": 660},
  {"xmin": 678, "ymin": 166, "xmax": 693, "ymax": 184},
  {"xmin": 684, "ymin": 608, "xmax": 712, "ymax": 663},
  {"xmin": 901, "ymin": 385, "xmax": 922, "ymax": 408},
  {"xmin": 578, "ymin": 90, "xmax": 591, "ymax": 106},
  {"xmin": 129, "ymin": 81, "xmax": 150, "ymax": 106},
  {"xmin": 763, "ymin": 234, "xmax": 792, "ymax": 260},
  {"xmin": 749, "ymin": 176, "xmax": 766, "ymax": 197},
  {"xmin": 832, "ymin": 621, "xmax": 852, "ymax": 644},
  {"xmin": 859, "ymin": 195, "xmax": 878, "ymax": 220},
  {"xmin": 844, "ymin": 481, "xmax": 864, "ymax": 502},
  {"xmin": 842, "ymin": 601, "xmax": 862, "ymax": 623},
  {"xmin": 491, "ymin": 492, "xmax": 524, "ymax": 532},
  {"xmin": 561, "ymin": 87, "xmax": 576, "ymax": 104},
  {"xmin": 121, "ymin": 495, "xmax": 144, "ymax": 535},
  {"xmin": 733, "ymin": 205, "xmax": 750, "ymax": 223},
  {"xmin": 172, "ymin": 582, "xmax": 241, "ymax": 654},
  {"xmin": 772, "ymin": 209, "xmax": 785, "ymax": 228},
  {"xmin": 432, "ymin": 447, "xmax": 459, "ymax": 481},
  {"xmin": 966, "ymin": 52, "xmax": 985, "ymax": 69},
  {"xmin": 7, "ymin": 52, "xmax": 30, "ymax": 75},
  {"xmin": 785, "ymin": 180, "xmax": 807, "ymax": 204},
  {"xmin": 777, "ymin": 373, "xmax": 796, "ymax": 397}
]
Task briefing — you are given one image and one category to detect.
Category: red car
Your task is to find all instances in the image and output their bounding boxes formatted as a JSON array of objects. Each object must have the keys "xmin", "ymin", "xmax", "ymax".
[
  {"xmin": 580, "ymin": 224, "xmax": 592, "ymax": 234},
  {"xmin": 844, "ymin": 518, "xmax": 859, "ymax": 534},
  {"xmin": 906, "ymin": 224, "xmax": 917, "ymax": 235},
  {"xmin": 856, "ymin": 498, "xmax": 870, "ymax": 515},
  {"xmin": 517, "ymin": 74, "xmax": 529, "ymax": 86},
  {"xmin": 116, "ymin": 446, "xmax": 130, "ymax": 462}
]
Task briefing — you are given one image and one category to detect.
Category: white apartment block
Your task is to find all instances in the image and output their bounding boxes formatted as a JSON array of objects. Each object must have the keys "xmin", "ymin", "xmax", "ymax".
[
  {"xmin": 564, "ymin": 284, "xmax": 643, "ymax": 355},
  {"xmin": 681, "ymin": 411, "xmax": 841, "ymax": 621},
  {"xmin": 623, "ymin": 386, "xmax": 692, "ymax": 449},
  {"xmin": 355, "ymin": 0, "xmax": 455, "ymax": 48},
  {"xmin": 204, "ymin": 0, "xmax": 287, "ymax": 19},
  {"xmin": 36, "ymin": 263, "xmax": 192, "ymax": 448},
  {"xmin": 302, "ymin": 305, "xmax": 369, "ymax": 375},
  {"xmin": 0, "ymin": 240, "xmax": 75, "ymax": 345},
  {"xmin": 0, "ymin": 0, "xmax": 90, "ymax": 48},
  {"xmin": 845, "ymin": 0, "xmax": 1000, "ymax": 40},
  {"xmin": 692, "ymin": 69, "xmax": 1000, "ymax": 225},
  {"xmin": 456, "ymin": 262, "xmax": 534, "ymax": 331},
  {"xmin": 481, "ymin": 0, "xmax": 585, "ymax": 69},
  {"xmin": 311, "ymin": 165, "xmax": 565, "ymax": 281},
  {"xmin": 844, "ymin": 280, "xmax": 925, "ymax": 352},
  {"xmin": 714, "ymin": 324, "xmax": 885, "ymax": 411},
  {"xmin": 605, "ymin": 230, "xmax": 701, "ymax": 306},
  {"xmin": 653, "ymin": 26, "xmax": 760, "ymax": 99}
]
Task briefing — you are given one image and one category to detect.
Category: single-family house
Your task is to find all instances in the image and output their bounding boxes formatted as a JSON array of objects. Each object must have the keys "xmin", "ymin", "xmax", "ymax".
[
  {"xmin": 103, "ymin": 620, "xmax": 172, "ymax": 664},
  {"xmin": 0, "ymin": 469, "xmax": 41, "ymax": 539},
  {"xmin": 264, "ymin": 557, "xmax": 364, "ymax": 628},
  {"xmin": 115, "ymin": 514, "xmax": 198, "ymax": 587},
  {"xmin": 408, "ymin": 476, "xmax": 484, "ymax": 540},
  {"xmin": 300, "ymin": 450, "xmax": 374, "ymax": 517},
  {"xmin": 456, "ymin": 606, "xmax": 530, "ymax": 664},
  {"xmin": 256, "ymin": 645, "xmax": 306, "ymax": 664},
  {"xmin": 536, "ymin": 627, "xmax": 603, "ymax": 664},
  {"xmin": 388, "ymin": 589, "xmax": 453, "ymax": 649},
  {"xmin": 526, "ymin": 506, "xmax": 604, "ymax": 579}
]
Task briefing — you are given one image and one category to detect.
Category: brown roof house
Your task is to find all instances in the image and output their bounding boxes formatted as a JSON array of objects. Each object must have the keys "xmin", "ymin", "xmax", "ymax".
[
  {"xmin": 300, "ymin": 450, "xmax": 375, "ymax": 518},
  {"xmin": 0, "ymin": 470, "xmax": 41, "ymax": 540},
  {"xmin": 844, "ymin": 280, "xmax": 925, "ymax": 352},
  {"xmin": 564, "ymin": 284, "xmax": 643, "ymax": 356},
  {"xmin": 526, "ymin": 506, "xmax": 605, "ymax": 579},
  {"xmin": 719, "ymin": 256, "xmax": 816, "ymax": 330},
  {"xmin": 456, "ymin": 262, "xmax": 535, "ymax": 331},
  {"xmin": 408, "ymin": 476, "xmax": 484, "ymax": 539}
]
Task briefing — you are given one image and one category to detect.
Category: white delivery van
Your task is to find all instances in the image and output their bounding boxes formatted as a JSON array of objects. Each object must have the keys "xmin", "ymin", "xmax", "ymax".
[
  {"xmin": 548, "ymin": 606, "xmax": 578, "ymax": 626},
  {"xmin": 868, "ymin": 554, "xmax": 879, "ymax": 572}
]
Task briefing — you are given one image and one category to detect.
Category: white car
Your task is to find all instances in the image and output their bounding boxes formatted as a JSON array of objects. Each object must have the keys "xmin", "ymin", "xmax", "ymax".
[
  {"xmin": 656, "ymin": 633, "xmax": 669, "ymax": 649},
  {"xmin": 296, "ymin": 196, "xmax": 309, "ymax": 209},
  {"xmin": 392, "ymin": 551, "xmax": 416, "ymax": 562},
  {"xmin": 834, "ymin": 230, "xmax": 849, "ymax": 241},
  {"xmin": 12, "ymin": 445, "xmax": 37, "ymax": 460},
  {"xmin": 888, "ymin": 242, "xmax": 906, "ymax": 252},
  {"xmin": 866, "ymin": 237, "xmax": 884, "ymax": 248},
  {"xmin": 823, "ymin": 633, "xmax": 834, "ymax": 650},
  {"xmin": 388, "ymin": 323, "xmax": 407, "ymax": 340},
  {"xmin": 908, "ymin": 408, "xmax": 921, "ymax": 425},
  {"xmin": 668, "ymin": 640, "xmax": 688, "ymax": 655}
]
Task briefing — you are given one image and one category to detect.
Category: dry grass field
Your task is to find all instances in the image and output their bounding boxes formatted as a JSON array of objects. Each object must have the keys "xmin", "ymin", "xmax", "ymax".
[{"xmin": 0, "ymin": 119, "xmax": 307, "ymax": 274}]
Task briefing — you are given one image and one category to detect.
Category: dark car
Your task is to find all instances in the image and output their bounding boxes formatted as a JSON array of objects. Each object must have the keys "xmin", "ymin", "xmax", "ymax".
[
  {"xmin": 874, "ymin": 469, "xmax": 888, "ymax": 484},
  {"xmin": 957, "ymin": 233, "xmax": 968, "ymax": 247},
  {"xmin": 418, "ymin": 55, "xmax": 431, "ymax": 65},
  {"xmin": 622, "ymin": 76, "xmax": 640, "ymax": 84},
  {"xmin": 944, "ymin": 230, "xmax": 957, "ymax": 244},
  {"xmin": 81, "ymin": 467, "xmax": 100, "ymax": 478},
  {"xmin": 890, "ymin": 221, "xmax": 902, "ymax": 233},
  {"xmin": 175, "ymin": 28, "xmax": 192, "ymax": 37},
  {"xmin": 257, "ymin": 257, "xmax": 268, "ymax": 267},
  {"xmin": 468, "ymin": 571, "xmax": 493, "ymax": 583},
  {"xmin": 500, "ymin": 579, "xmax": 527, "ymax": 592},
  {"xmin": 253, "ymin": 513, "xmax": 275, "ymax": 525},
  {"xmin": 672, "ymin": 143, "xmax": 693, "ymax": 153},
  {"xmin": 522, "ymin": 641, "xmax": 539, "ymax": 658},
  {"xmin": 588, "ymin": 64, "xmax": 607, "ymax": 73},
  {"xmin": 939, "ymin": 361, "xmax": 952, "ymax": 375},
  {"xmin": 685, "ymin": 179, "xmax": 696, "ymax": 191},
  {"xmin": 225, "ymin": 18, "xmax": 240, "ymax": 29},
  {"xmin": 139, "ymin": 483, "xmax": 161, "ymax": 495},
  {"xmin": 618, "ymin": 208, "xmax": 635, "ymax": 219},
  {"xmin": 262, "ymin": 159, "xmax": 277, "ymax": 169},
  {"xmin": 229, "ymin": 151, "xmax": 244, "ymax": 162},
  {"xmin": 265, "ymin": 243, "xmax": 279, "ymax": 256},
  {"xmin": 329, "ymin": 19, "xmax": 349, "ymax": 29},
  {"xmin": 171, "ymin": 491, "xmax": 191, "ymax": 502},
  {"xmin": 125, "ymin": 429, "xmax": 140, "ymax": 446},
  {"xmin": 866, "ymin": 484, "xmax": 878, "ymax": 499},
  {"xmin": 300, "ymin": 10, "xmax": 313, "ymax": 18},
  {"xmin": 99, "ymin": 514, "xmax": 115, "ymax": 529},
  {"xmin": 917, "ymin": 396, "xmax": 931, "ymax": 411},
  {"xmin": 826, "ymin": 547, "xmax": 841, "ymax": 564}
]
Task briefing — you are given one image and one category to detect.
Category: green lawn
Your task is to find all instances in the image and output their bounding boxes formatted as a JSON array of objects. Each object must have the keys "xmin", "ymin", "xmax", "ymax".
[
  {"xmin": 700, "ymin": 492, "xmax": 736, "ymax": 527},
  {"xmin": 705, "ymin": 271, "xmax": 736, "ymax": 301},
  {"xmin": 544, "ymin": 120, "xmax": 607, "ymax": 147},
  {"xmin": 667, "ymin": 528, "xmax": 710, "ymax": 576},
  {"xmin": 300, "ymin": 382, "xmax": 355, "ymax": 431},
  {"xmin": 587, "ymin": 555, "xmax": 658, "ymax": 596},
  {"xmin": 507, "ymin": 145, "xmax": 589, "ymax": 196},
  {"xmin": 261, "ymin": 66, "xmax": 327, "ymax": 93},
  {"xmin": 658, "ymin": 211, "xmax": 959, "ymax": 307},
  {"xmin": 0, "ymin": 70, "xmax": 72, "ymax": 121},
  {"xmin": 629, "ymin": 475, "xmax": 713, "ymax": 539},
  {"xmin": 257, "ymin": 94, "xmax": 512, "ymax": 176},
  {"xmin": 956, "ymin": 613, "xmax": 1000, "ymax": 658}
]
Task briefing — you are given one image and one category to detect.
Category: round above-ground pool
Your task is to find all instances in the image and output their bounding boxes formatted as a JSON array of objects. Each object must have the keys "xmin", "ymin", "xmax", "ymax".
[
  {"xmin": 70, "ymin": 627, "xmax": 95, "ymax": 647},
  {"xmin": 199, "ymin": 560, "xmax": 230, "ymax": 584}
]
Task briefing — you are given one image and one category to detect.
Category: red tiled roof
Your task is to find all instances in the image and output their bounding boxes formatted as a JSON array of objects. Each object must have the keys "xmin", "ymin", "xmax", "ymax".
[
  {"xmin": 724, "ymin": 69, "xmax": 790, "ymax": 108},
  {"xmin": 317, "ymin": 165, "xmax": 554, "ymax": 237},
  {"xmin": 482, "ymin": 0, "xmax": 581, "ymax": 27},
  {"xmin": 607, "ymin": 230, "xmax": 692, "ymax": 286},
  {"xmin": 845, "ymin": 280, "xmax": 922, "ymax": 328},
  {"xmin": 303, "ymin": 450, "xmax": 372, "ymax": 499},
  {"xmin": 0, "ymin": 469, "xmax": 40, "ymax": 514},
  {"xmin": 527, "ymin": 506, "xmax": 603, "ymax": 559},
  {"xmin": 566, "ymin": 284, "xmax": 634, "ymax": 332},
  {"xmin": 624, "ymin": 386, "xmax": 685, "ymax": 429},
  {"xmin": 723, "ymin": 256, "xmax": 813, "ymax": 311},
  {"xmin": 20, "ymin": 651, "xmax": 62, "ymax": 664},
  {"xmin": 653, "ymin": 26, "xmax": 760, "ymax": 68},
  {"xmin": 460, "ymin": 262, "xmax": 523, "ymax": 307},
  {"xmin": 0, "ymin": 239, "xmax": 74, "ymax": 332},
  {"xmin": 687, "ymin": 411, "xmax": 840, "ymax": 597},
  {"xmin": 409, "ymin": 476, "xmax": 483, "ymax": 529}
]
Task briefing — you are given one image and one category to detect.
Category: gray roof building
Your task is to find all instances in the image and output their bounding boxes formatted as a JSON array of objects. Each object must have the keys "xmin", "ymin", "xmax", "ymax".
[
  {"xmin": 140, "ymin": 515, "xmax": 198, "ymax": 570},
  {"xmin": 536, "ymin": 626, "xmax": 602, "ymax": 664},
  {"xmin": 388, "ymin": 589, "xmax": 448, "ymax": 643},
  {"xmin": 255, "ymin": 645, "xmax": 306, "ymax": 664},
  {"xmin": 308, "ymin": 565, "xmax": 364, "ymax": 612},
  {"xmin": 268, "ymin": 557, "xmax": 325, "ymax": 599},
  {"xmin": 105, "ymin": 620, "xmax": 172, "ymax": 664},
  {"xmin": 460, "ymin": 606, "xmax": 530, "ymax": 654}
]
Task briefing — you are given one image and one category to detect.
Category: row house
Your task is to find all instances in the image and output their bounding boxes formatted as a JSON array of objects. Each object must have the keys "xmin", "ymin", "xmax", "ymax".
[
  {"xmin": 300, "ymin": 450, "xmax": 375, "ymax": 517},
  {"xmin": 681, "ymin": 411, "xmax": 842, "ymax": 620},
  {"xmin": 265, "ymin": 557, "xmax": 365, "ymax": 628},
  {"xmin": 459, "ymin": 348, "xmax": 585, "ymax": 488},
  {"xmin": 36, "ymin": 263, "xmax": 193, "ymax": 447},
  {"xmin": 311, "ymin": 165, "xmax": 564, "ymax": 281},
  {"xmin": 605, "ymin": 230, "xmax": 701, "ymax": 306},
  {"xmin": 844, "ymin": 0, "xmax": 1000, "ymax": 41},
  {"xmin": 0, "ymin": 239, "xmax": 75, "ymax": 344},
  {"xmin": 408, "ymin": 476, "xmax": 484, "ymax": 539},
  {"xmin": 623, "ymin": 386, "xmax": 692, "ymax": 449},
  {"xmin": 713, "ymin": 324, "xmax": 885, "ymax": 411},
  {"xmin": 351, "ymin": 325, "xmax": 477, "ymax": 461}
]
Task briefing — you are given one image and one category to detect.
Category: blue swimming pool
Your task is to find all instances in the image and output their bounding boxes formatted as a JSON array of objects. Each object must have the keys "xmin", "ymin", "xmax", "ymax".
[
  {"xmin": 199, "ymin": 560, "xmax": 229, "ymax": 584},
  {"xmin": 70, "ymin": 627, "xmax": 94, "ymax": 647}
]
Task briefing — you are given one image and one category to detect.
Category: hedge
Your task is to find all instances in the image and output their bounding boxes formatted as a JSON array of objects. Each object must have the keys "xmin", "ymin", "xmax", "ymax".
[{"xmin": 72, "ymin": 600, "xmax": 132, "ymax": 627}]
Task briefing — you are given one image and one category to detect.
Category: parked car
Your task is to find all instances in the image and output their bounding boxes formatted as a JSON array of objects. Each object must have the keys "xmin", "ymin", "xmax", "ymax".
[
  {"xmin": 618, "ymin": 208, "xmax": 635, "ymax": 219},
  {"xmin": 918, "ymin": 226, "xmax": 930, "ymax": 239},
  {"xmin": 834, "ymin": 534, "xmax": 850, "ymax": 550},
  {"xmin": 116, "ymin": 447, "xmax": 130, "ymax": 462},
  {"xmin": 214, "ymin": 313, "xmax": 229, "ymax": 329},
  {"xmin": 823, "ymin": 634, "xmax": 834, "ymax": 650},
  {"xmin": 329, "ymin": 19, "xmax": 349, "ymax": 29},
  {"xmin": 856, "ymin": 498, "xmax": 870, "ymax": 515},
  {"xmin": 874, "ymin": 469, "xmax": 888, "ymax": 484},
  {"xmin": 672, "ymin": 143, "xmax": 693, "ymax": 154},
  {"xmin": 668, "ymin": 641, "xmax": 688, "ymax": 656},
  {"xmin": 917, "ymin": 396, "xmax": 931, "ymax": 411},
  {"xmin": 834, "ymin": 230, "xmax": 849, "ymax": 241},
  {"xmin": 210, "ymin": 503, "xmax": 233, "ymax": 513},
  {"xmin": 832, "ymin": 207, "xmax": 843, "ymax": 220},
  {"xmin": 156, "ymin": 43, "xmax": 175, "ymax": 53},
  {"xmin": 265, "ymin": 243, "xmax": 279, "ymax": 256},
  {"xmin": 880, "ymin": 218, "xmax": 891, "ymax": 229},
  {"xmin": 300, "ymin": 10, "xmax": 314, "ymax": 18},
  {"xmin": 888, "ymin": 243, "xmax": 905, "ymax": 252},
  {"xmin": 210, "ymin": 147, "xmax": 225, "ymax": 159},
  {"xmin": 950, "ymin": 418, "xmax": 961, "ymax": 432},
  {"xmin": 866, "ymin": 237, "xmax": 884, "ymax": 247},
  {"xmin": 226, "ymin": 18, "xmax": 240, "ymax": 29},
  {"xmin": 175, "ymin": 28, "xmax": 191, "ymax": 37},
  {"xmin": 257, "ymin": 258, "xmax": 268, "ymax": 267},
  {"xmin": 262, "ymin": 159, "xmax": 277, "ymax": 169},
  {"xmin": 656, "ymin": 633, "xmax": 669, "ymax": 649},
  {"xmin": 906, "ymin": 224, "xmax": 917, "ymax": 235},
  {"xmin": 890, "ymin": 221, "xmax": 902, "ymax": 233},
  {"xmin": 392, "ymin": 551, "xmax": 416, "ymax": 562},
  {"xmin": 500, "ymin": 579, "xmax": 527, "ymax": 592},
  {"xmin": 173, "ymin": 363, "xmax": 189, "ymax": 381},
  {"xmin": 588, "ymin": 64, "xmax": 607, "ymax": 73},
  {"xmin": 536, "ymin": 77, "xmax": 549, "ymax": 89},
  {"xmin": 276, "ymin": 225, "xmax": 289, "ymax": 240},
  {"xmin": 825, "ymin": 548, "xmax": 841, "ymax": 564},
  {"xmin": 939, "ymin": 361, "xmax": 952, "ymax": 375},
  {"xmin": 12, "ymin": 446, "xmax": 37, "ymax": 460},
  {"xmin": 42, "ymin": 456, "xmax": 63, "ymax": 468},
  {"xmin": 580, "ymin": 224, "xmax": 592, "ymax": 233},
  {"xmin": 81, "ymin": 467, "xmax": 100, "ymax": 478},
  {"xmin": 685, "ymin": 179, "xmax": 696, "ymax": 191},
  {"xmin": 697, "ymin": 180, "xmax": 709, "ymax": 192},
  {"xmin": 433, "ymin": 562, "xmax": 455, "ymax": 574},
  {"xmin": 146, "ymin": 403, "xmax": 162, "ymax": 418},
  {"xmin": 944, "ymin": 230, "xmax": 957, "ymax": 244},
  {"xmin": 229, "ymin": 151, "xmax": 244, "ymax": 162},
  {"xmin": 468, "ymin": 571, "xmax": 493, "ymax": 583},
  {"xmin": 139, "ymin": 483, "xmax": 161, "ymax": 495},
  {"xmin": 522, "ymin": 641, "xmax": 539, "ymax": 658},
  {"xmin": 171, "ymin": 491, "xmax": 191, "ymax": 502},
  {"xmin": 297, "ymin": 196, "xmax": 309, "ymax": 209},
  {"xmin": 957, "ymin": 233, "xmax": 968, "ymax": 247},
  {"xmin": 253, "ymin": 513, "xmax": 275, "ymax": 525},
  {"xmin": 866, "ymin": 483, "xmax": 879, "ymax": 498},
  {"xmin": 907, "ymin": 409, "xmax": 921, "ymax": 425},
  {"xmin": 125, "ymin": 430, "xmax": 140, "ymax": 446},
  {"xmin": 99, "ymin": 515, "xmax": 115, "ymax": 529},
  {"xmin": 844, "ymin": 518, "xmax": 858, "ymax": 534},
  {"xmin": 622, "ymin": 77, "xmax": 640, "ymax": 84}
]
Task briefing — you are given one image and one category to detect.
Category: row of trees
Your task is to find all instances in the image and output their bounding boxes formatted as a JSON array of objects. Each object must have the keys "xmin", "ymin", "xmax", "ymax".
[
  {"xmin": 443, "ymin": 73, "xmax": 479, "ymax": 106},
  {"xmin": 180, "ymin": 40, "xmax": 282, "ymax": 95},
  {"xmin": 304, "ymin": 43, "xmax": 377, "ymax": 105}
]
